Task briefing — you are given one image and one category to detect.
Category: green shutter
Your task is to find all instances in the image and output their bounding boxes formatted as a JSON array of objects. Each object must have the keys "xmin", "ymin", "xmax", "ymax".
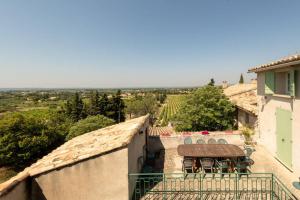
[
  {"xmin": 265, "ymin": 71, "xmax": 275, "ymax": 94},
  {"xmin": 289, "ymin": 70, "xmax": 295, "ymax": 97}
]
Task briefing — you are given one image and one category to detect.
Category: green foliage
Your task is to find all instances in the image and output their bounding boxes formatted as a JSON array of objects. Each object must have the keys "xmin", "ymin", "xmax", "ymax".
[
  {"xmin": 158, "ymin": 95, "xmax": 185, "ymax": 126},
  {"xmin": 239, "ymin": 74, "xmax": 244, "ymax": 84},
  {"xmin": 108, "ymin": 90, "xmax": 126, "ymax": 123},
  {"xmin": 208, "ymin": 78, "xmax": 215, "ymax": 86},
  {"xmin": 88, "ymin": 91, "xmax": 100, "ymax": 116},
  {"xmin": 173, "ymin": 85, "xmax": 236, "ymax": 131},
  {"xmin": 65, "ymin": 92, "xmax": 86, "ymax": 122},
  {"xmin": 241, "ymin": 126, "xmax": 254, "ymax": 142},
  {"xmin": 0, "ymin": 110, "xmax": 70, "ymax": 169},
  {"xmin": 125, "ymin": 94, "xmax": 157, "ymax": 119},
  {"xmin": 66, "ymin": 115, "xmax": 115, "ymax": 140}
]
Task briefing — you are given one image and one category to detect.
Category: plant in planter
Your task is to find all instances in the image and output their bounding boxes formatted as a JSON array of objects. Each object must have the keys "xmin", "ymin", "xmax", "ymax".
[{"xmin": 241, "ymin": 126, "xmax": 254, "ymax": 145}]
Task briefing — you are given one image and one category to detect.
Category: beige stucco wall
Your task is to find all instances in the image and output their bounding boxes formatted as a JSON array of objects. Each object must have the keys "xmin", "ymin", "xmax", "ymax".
[
  {"xmin": 127, "ymin": 122, "xmax": 149, "ymax": 199},
  {"xmin": 32, "ymin": 148, "xmax": 129, "ymax": 200},
  {"xmin": 257, "ymin": 66, "xmax": 300, "ymax": 178},
  {"xmin": 0, "ymin": 181, "xmax": 29, "ymax": 200}
]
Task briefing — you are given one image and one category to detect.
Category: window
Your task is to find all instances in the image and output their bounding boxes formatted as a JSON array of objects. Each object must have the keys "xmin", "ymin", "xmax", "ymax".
[{"xmin": 266, "ymin": 69, "xmax": 296, "ymax": 96}]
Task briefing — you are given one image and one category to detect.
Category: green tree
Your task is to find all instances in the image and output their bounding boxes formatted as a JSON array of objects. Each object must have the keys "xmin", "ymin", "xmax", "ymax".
[
  {"xmin": 0, "ymin": 110, "xmax": 69, "ymax": 169},
  {"xmin": 173, "ymin": 85, "xmax": 236, "ymax": 131},
  {"xmin": 239, "ymin": 73, "xmax": 244, "ymax": 84},
  {"xmin": 109, "ymin": 90, "xmax": 126, "ymax": 122},
  {"xmin": 66, "ymin": 115, "xmax": 115, "ymax": 140},
  {"xmin": 208, "ymin": 78, "xmax": 215, "ymax": 86},
  {"xmin": 99, "ymin": 93, "xmax": 110, "ymax": 116},
  {"xmin": 65, "ymin": 93, "xmax": 85, "ymax": 121},
  {"xmin": 89, "ymin": 91, "xmax": 100, "ymax": 116}
]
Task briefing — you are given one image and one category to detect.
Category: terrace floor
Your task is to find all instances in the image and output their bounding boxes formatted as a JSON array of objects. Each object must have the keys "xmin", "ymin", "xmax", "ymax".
[{"xmin": 150, "ymin": 145, "xmax": 300, "ymax": 199}]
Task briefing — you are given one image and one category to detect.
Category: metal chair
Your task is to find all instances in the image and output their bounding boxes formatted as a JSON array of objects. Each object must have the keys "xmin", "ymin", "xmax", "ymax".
[
  {"xmin": 207, "ymin": 138, "xmax": 217, "ymax": 144},
  {"xmin": 244, "ymin": 147, "xmax": 253, "ymax": 157},
  {"xmin": 182, "ymin": 158, "xmax": 194, "ymax": 173},
  {"xmin": 196, "ymin": 139, "xmax": 206, "ymax": 144},
  {"xmin": 200, "ymin": 158, "xmax": 214, "ymax": 173},
  {"xmin": 184, "ymin": 137, "xmax": 193, "ymax": 144},
  {"xmin": 217, "ymin": 138, "xmax": 228, "ymax": 144},
  {"xmin": 216, "ymin": 160, "xmax": 230, "ymax": 174},
  {"xmin": 235, "ymin": 161, "xmax": 249, "ymax": 174}
]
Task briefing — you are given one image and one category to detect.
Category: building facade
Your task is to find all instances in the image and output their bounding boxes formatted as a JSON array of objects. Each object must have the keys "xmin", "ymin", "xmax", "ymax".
[{"xmin": 249, "ymin": 54, "xmax": 300, "ymax": 177}]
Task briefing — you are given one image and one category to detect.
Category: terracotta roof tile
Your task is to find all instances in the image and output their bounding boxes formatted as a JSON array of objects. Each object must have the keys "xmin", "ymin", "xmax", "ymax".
[
  {"xmin": 224, "ymin": 83, "xmax": 258, "ymax": 115},
  {"xmin": 249, "ymin": 54, "xmax": 300, "ymax": 72}
]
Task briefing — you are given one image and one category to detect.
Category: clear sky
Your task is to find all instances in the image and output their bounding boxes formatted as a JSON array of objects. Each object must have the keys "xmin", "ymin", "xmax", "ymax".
[{"xmin": 1, "ymin": 0, "xmax": 300, "ymax": 88}]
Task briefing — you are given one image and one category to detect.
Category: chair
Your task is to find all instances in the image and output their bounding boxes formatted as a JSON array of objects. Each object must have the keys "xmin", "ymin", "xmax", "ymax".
[
  {"xmin": 216, "ymin": 160, "xmax": 230, "ymax": 174},
  {"xmin": 182, "ymin": 157, "xmax": 194, "ymax": 173},
  {"xmin": 235, "ymin": 161, "xmax": 249, "ymax": 174},
  {"xmin": 184, "ymin": 137, "xmax": 193, "ymax": 144},
  {"xmin": 244, "ymin": 147, "xmax": 253, "ymax": 157},
  {"xmin": 200, "ymin": 158, "xmax": 214, "ymax": 173},
  {"xmin": 217, "ymin": 138, "xmax": 228, "ymax": 144},
  {"xmin": 196, "ymin": 139, "xmax": 206, "ymax": 144},
  {"xmin": 207, "ymin": 138, "xmax": 217, "ymax": 144}
]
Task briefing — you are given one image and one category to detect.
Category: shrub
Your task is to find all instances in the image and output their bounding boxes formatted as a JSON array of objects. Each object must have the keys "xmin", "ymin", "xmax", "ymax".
[{"xmin": 66, "ymin": 115, "xmax": 115, "ymax": 140}]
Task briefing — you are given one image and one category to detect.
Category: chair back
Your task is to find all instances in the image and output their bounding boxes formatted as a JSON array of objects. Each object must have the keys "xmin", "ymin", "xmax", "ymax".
[
  {"xmin": 244, "ymin": 147, "xmax": 253, "ymax": 157},
  {"xmin": 207, "ymin": 138, "xmax": 217, "ymax": 144},
  {"xmin": 200, "ymin": 158, "xmax": 214, "ymax": 167},
  {"xmin": 183, "ymin": 158, "xmax": 193, "ymax": 167},
  {"xmin": 217, "ymin": 138, "xmax": 228, "ymax": 144},
  {"xmin": 184, "ymin": 137, "xmax": 193, "ymax": 144},
  {"xmin": 196, "ymin": 139, "xmax": 206, "ymax": 144}
]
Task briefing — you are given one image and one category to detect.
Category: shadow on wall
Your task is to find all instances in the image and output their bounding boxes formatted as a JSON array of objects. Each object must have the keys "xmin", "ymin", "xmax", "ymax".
[
  {"xmin": 31, "ymin": 179, "xmax": 47, "ymax": 200},
  {"xmin": 146, "ymin": 136, "xmax": 165, "ymax": 173}
]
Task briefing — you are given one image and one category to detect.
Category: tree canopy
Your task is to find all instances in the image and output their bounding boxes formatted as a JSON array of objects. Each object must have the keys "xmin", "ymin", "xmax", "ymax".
[
  {"xmin": 173, "ymin": 85, "xmax": 236, "ymax": 132},
  {"xmin": 66, "ymin": 115, "xmax": 115, "ymax": 140},
  {"xmin": 0, "ymin": 110, "xmax": 70, "ymax": 169}
]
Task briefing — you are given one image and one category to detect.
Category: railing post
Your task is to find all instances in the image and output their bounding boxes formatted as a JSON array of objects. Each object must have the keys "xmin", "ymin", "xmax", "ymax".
[
  {"xmin": 198, "ymin": 174, "xmax": 201, "ymax": 200},
  {"xmin": 163, "ymin": 173, "xmax": 166, "ymax": 200},
  {"xmin": 234, "ymin": 172, "xmax": 238, "ymax": 200},
  {"xmin": 271, "ymin": 174, "xmax": 274, "ymax": 200}
]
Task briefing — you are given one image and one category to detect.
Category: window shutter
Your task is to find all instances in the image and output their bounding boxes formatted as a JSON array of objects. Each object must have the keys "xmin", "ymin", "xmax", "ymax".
[
  {"xmin": 289, "ymin": 70, "xmax": 296, "ymax": 97},
  {"xmin": 265, "ymin": 71, "xmax": 275, "ymax": 95}
]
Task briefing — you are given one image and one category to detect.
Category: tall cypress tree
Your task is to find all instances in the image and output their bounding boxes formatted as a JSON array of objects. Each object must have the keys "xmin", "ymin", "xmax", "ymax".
[
  {"xmin": 66, "ymin": 92, "xmax": 85, "ymax": 122},
  {"xmin": 99, "ymin": 93, "xmax": 109, "ymax": 116},
  {"xmin": 208, "ymin": 78, "xmax": 215, "ymax": 86},
  {"xmin": 239, "ymin": 74, "xmax": 244, "ymax": 84},
  {"xmin": 89, "ymin": 91, "xmax": 100, "ymax": 116},
  {"xmin": 111, "ymin": 90, "xmax": 125, "ymax": 123}
]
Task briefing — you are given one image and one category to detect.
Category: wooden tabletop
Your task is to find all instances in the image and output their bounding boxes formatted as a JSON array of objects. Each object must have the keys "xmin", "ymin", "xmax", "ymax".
[{"xmin": 177, "ymin": 144, "xmax": 245, "ymax": 158}]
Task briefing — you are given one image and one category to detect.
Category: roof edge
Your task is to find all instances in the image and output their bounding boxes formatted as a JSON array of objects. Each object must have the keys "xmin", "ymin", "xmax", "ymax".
[{"xmin": 248, "ymin": 59, "xmax": 300, "ymax": 73}]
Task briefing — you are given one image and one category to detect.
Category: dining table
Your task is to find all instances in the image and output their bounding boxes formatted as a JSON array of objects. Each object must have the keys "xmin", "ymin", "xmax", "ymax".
[{"xmin": 177, "ymin": 144, "xmax": 245, "ymax": 158}]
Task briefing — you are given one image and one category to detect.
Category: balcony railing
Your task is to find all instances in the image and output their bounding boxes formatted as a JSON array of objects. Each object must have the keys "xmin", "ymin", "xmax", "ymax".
[{"xmin": 128, "ymin": 173, "xmax": 297, "ymax": 200}]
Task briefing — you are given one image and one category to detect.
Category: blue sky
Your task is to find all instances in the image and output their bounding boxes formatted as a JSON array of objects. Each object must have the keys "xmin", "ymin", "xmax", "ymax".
[{"xmin": 1, "ymin": 0, "xmax": 300, "ymax": 88}]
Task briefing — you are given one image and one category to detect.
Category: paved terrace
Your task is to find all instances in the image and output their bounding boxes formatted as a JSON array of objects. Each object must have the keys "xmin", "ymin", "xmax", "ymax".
[{"xmin": 147, "ymin": 135, "xmax": 300, "ymax": 199}]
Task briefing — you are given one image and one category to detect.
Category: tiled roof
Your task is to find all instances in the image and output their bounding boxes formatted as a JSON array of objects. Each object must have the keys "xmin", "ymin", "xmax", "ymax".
[
  {"xmin": 224, "ymin": 83, "xmax": 258, "ymax": 115},
  {"xmin": 0, "ymin": 115, "xmax": 149, "ymax": 194},
  {"xmin": 249, "ymin": 54, "xmax": 300, "ymax": 72}
]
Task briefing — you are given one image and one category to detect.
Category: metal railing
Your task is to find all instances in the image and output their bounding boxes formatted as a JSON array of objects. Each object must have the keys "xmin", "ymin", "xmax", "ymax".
[{"xmin": 129, "ymin": 173, "xmax": 297, "ymax": 200}]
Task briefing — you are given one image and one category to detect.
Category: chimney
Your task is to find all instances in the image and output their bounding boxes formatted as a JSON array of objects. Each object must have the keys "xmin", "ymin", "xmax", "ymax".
[{"xmin": 222, "ymin": 81, "xmax": 229, "ymax": 89}]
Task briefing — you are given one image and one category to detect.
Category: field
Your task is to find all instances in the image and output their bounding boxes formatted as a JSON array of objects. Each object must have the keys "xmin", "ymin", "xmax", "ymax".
[{"xmin": 158, "ymin": 95, "xmax": 186, "ymax": 126}]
